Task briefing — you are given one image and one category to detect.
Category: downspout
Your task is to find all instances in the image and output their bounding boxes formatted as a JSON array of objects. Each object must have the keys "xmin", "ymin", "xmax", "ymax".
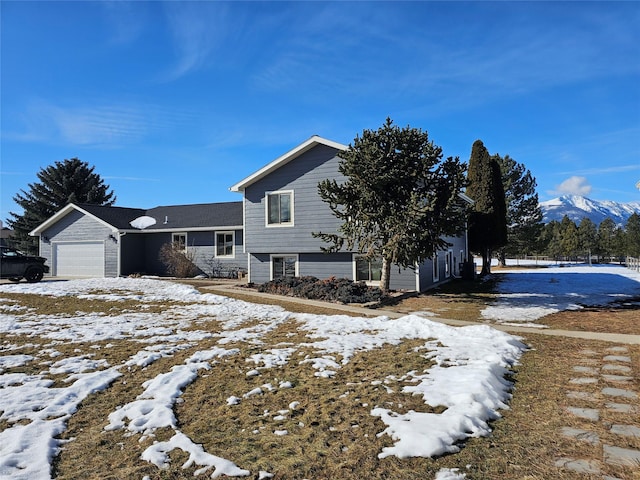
[
  {"xmin": 116, "ymin": 231, "xmax": 126, "ymax": 277},
  {"xmin": 465, "ymin": 220, "xmax": 469, "ymax": 262}
]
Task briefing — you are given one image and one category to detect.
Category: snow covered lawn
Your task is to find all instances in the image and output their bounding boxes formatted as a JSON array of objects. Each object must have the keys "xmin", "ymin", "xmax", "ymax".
[
  {"xmin": 481, "ymin": 264, "xmax": 640, "ymax": 327},
  {"xmin": 0, "ymin": 278, "xmax": 524, "ymax": 480}
]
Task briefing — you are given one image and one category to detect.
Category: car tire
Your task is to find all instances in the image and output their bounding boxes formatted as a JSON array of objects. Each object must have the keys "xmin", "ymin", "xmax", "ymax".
[{"xmin": 24, "ymin": 267, "xmax": 44, "ymax": 283}]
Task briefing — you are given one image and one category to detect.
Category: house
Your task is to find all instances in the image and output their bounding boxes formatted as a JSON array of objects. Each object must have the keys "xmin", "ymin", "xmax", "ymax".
[
  {"xmin": 30, "ymin": 202, "xmax": 245, "ymax": 278},
  {"xmin": 30, "ymin": 135, "xmax": 470, "ymax": 290},
  {"xmin": 230, "ymin": 135, "xmax": 470, "ymax": 291}
]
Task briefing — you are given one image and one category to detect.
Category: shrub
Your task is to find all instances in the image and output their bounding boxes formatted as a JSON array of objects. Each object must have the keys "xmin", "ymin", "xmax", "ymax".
[
  {"xmin": 158, "ymin": 242, "xmax": 199, "ymax": 278},
  {"xmin": 258, "ymin": 276, "xmax": 384, "ymax": 304}
]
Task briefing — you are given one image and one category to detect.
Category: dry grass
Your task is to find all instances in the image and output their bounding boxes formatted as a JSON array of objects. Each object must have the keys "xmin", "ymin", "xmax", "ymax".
[
  {"xmin": 542, "ymin": 306, "xmax": 640, "ymax": 335},
  {"xmin": 2, "ymin": 280, "xmax": 639, "ymax": 480}
]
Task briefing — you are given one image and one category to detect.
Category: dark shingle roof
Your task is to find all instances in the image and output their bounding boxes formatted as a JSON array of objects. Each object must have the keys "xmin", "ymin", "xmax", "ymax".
[
  {"xmin": 145, "ymin": 202, "xmax": 243, "ymax": 229},
  {"xmin": 75, "ymin": 202, "xmax": 243, "ymax": 230},
  {"xmin": 76, "ymin": 204, "xmax": 145, "ymax": 229}
]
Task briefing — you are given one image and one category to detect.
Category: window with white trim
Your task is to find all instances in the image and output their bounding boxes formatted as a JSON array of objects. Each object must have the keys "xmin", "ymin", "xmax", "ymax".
[
  {"xmin": 266, "ymin": 191, "xmax": 293, "ymax": 226},
  {"xmin": 271, "ymin": 255, "xmax": 297, "ymax": 279},
  {"xmin": 355, "ymin": 256, "xmax": 382, "ymax": 283},
  {"xmin": 216, "ymin": 232, "xmax": 234, "ymax": 257},
  {"xmin": 172, "ymin": 233, "xmax": 187, "ymax": 251}
]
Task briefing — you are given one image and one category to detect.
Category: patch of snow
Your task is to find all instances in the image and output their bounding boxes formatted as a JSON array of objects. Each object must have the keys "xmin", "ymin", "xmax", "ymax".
[
  {"xmin": 0, "ymin": 354, "xmax": 33, "ymax": 373},
  {"xmin": 482, "ymin": 264, "xmax": 640, "ymax": 324},
  {"xmin": 129, "ymin": 215, "xmax": 157, "ymax": 230},
  {"xmin": 141, "ymin": 431, "xmax": 249, "ymax": 478},
  {"xmin": 0, "ymin": 276, "xmax": 534, "ymax": 477},
  {"xmin": 435, "ymin": 467, "xmax": 467, "ymax": 479}
]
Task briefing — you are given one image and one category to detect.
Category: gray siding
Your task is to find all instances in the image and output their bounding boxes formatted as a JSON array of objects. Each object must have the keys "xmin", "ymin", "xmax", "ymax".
[
  {"xmin": 137, "ymin": 230, "xmax": 247, "ymax": 277},
  {"xmin": 249, "ymin": 253, "xmax": 271, "ymax": 284},
  {"xmin": 417, "ymin": 234, "xmax": 468, "ymax": 291},
  {"xmin": 120, "ymin": 233, "xmax": 146, "ymax": 275},
  {"xmin": 249, "ymin": 252, "xmax": 352, "ymax": 285},
  {"xmin": 249, "ymin": 251, "xmax": 418, "ymax": 291},
  {"xmin": 242, "ymin": 143, "xmax": 469, "ymax": 292},
  {"xmin": 389, "ymin": 265, "xmax": 418, "ymax": 291},
  {"xmin": 190, "ymin": 229, "xmax": 247, "ymax": 277},
  {"xmin": 40, "ymin": 210, "xmax": 118, "ymax": 277},
  {"xmin": 244, "ymin": 145, "xmax": 346, "ymax": 253},
  {"xmin": 144, "ymin": 233, "xmax": 172, "ymax": 275},
  {"xmin": 299, "ymin": 252, "xmax": 352, "ymax": 279}
]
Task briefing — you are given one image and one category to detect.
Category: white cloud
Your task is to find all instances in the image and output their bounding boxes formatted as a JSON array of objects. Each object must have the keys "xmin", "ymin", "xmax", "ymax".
[
  {"xmin": 555, "ymin": 176, "xmax": 592, "ymax": 196},
  {"xmin": 4, "ymin": 99, "xmax": 195, "ymax": 147},
  {"xmin": 161, "ymin": 2, "xmax": 233, "ymax": 81}
]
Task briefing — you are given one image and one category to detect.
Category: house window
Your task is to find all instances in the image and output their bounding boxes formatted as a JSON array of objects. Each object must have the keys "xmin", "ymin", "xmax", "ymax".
[
  {"xmin": 216, "ymin": 232, "xmax": 234, "ymax": 257},
  {"xmin": 445, "ymin": 250, "xmax": 453, "ymax": 278},
  {"xmin": 267, "ymin": 191, "xmax": 293, "ymax": 226},
  {"xmin": 355, "ymin": 256, "xmax": 382, "ymax": 283},
  {"xmin": 172, "ymin": 233, "xmax": 187, "ymax": 251},
  {"xmin": 271, "ymin": 255, "xmax": 297, "ymax": 279}
]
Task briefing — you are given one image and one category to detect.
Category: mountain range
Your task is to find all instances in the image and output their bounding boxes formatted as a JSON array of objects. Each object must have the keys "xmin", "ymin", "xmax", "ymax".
[{"xmin": 540, "ymin": 195, "xmax": 640, "ymax": 225}]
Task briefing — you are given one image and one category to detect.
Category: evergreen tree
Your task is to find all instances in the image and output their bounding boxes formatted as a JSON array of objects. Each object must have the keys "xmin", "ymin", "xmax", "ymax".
[
  {"xmin": 612, "ymin": 226, "xmax": 627, "ymax": 264},
  {"xmin": 543, "ymin": 220, "xmax": 563, "ymax": 261},
  {"xmin": 624, "ymin": 213, "xmax": 640, "ymax": 257},
  {"xmin": 578, "ymin": 217, "xmax": 598, "ymax": 264},
  {"xmin": 494, "ymin": 154, "xmax": 543, "ymax": 265},
  {"xmin": 466, "ymin": 140, "xmax": 507, "ymax": 275},
  {"xmin": 597, "ymin": 217, "xmax": 617, "ymax": 262},
  {"xmin": 314, "ymin": 118, "xmax": 467, "ymax": 293},
  {"xmin": 559, "ymin": 215, "xmax": 579, "ymax": 261},
  {"xmin": 7, "ymin": 158, "xmax": 115, "ymax": 253}
]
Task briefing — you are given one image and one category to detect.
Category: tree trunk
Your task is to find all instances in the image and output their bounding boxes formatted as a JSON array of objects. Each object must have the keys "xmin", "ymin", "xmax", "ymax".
[
  {"xmin": 480, "ymin": 248, "xmax": 492, "ymax": 276},
  {"xmin": 380, "ymin": 256, "xmax": 392, "ymax": 293},
  {"xmin": 497, "ymin": 248, "xmax": 507, "ymax": 268}
]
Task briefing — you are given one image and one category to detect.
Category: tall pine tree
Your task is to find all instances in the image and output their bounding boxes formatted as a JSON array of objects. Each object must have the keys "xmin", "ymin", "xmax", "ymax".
[
  {"xmin": 494, "ymin": 154, "xmax": 542, "ymax": 266},
  {"xmin": 7, "ymin": 158, "xmax": 115, "ymax": 253},
  {"xmin": 559, "ymin": 215, "xmax": 579, "ymax": 261},
  {"xmin": 466, "ymin": 140, "xmax": 507, "ymax": 275},
  {"xmin": 314, "ymin": 118, "xmax": 467, "ymax": 293},
  {"xmin": 578, "ymin": 217, "xmax": 598, "ymax": 264},
  {"xmin": 625, "ymin": 213, "xmax": 640, "ymax": 257},
  {"xmin": 597, "ymin": 217, "xmax": 617, "ymax": 262}
]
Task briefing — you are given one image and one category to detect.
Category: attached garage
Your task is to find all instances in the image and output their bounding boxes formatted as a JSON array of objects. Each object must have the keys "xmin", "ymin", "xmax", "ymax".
[
  {"xmin": 53, "ymin": 242, "xmax": 105, "ymax": 277},
  {"xmin": 30, "ymin": 202, "xmax": 245, "ymax": 279}
]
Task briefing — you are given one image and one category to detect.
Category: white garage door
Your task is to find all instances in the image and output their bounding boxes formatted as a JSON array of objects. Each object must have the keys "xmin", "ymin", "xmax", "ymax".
[{"xmin": 54, "ymin": 242, "xmax": 105, "ymax": 277}]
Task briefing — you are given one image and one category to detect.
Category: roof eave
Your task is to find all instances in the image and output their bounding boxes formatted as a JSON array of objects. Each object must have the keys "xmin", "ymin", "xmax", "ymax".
[
  {"xmin": 230, "ymin": 135, "xmax": 348, "ymax": 192},
  {"xmin": 29, "ymin": 203, "xmax": 119, "ymax": 236},
  {"xmin": 122, "ymin": 225, "xmax": 244, "ymax": 233}
]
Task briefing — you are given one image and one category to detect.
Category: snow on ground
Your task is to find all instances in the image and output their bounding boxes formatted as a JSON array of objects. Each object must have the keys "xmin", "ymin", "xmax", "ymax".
[
  {"xmin": 481, "ymin": 263, "xmax": 640, "ymax": 325},
  {"xmin": 0, "ymin": 277, "xmax": 525, "ymax": 479}
]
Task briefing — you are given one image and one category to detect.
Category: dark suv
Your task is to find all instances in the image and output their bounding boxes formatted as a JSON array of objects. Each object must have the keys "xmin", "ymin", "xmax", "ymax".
[{"xmin": 0, "ymin": 246, "xmax": 50, "ymax": 283}]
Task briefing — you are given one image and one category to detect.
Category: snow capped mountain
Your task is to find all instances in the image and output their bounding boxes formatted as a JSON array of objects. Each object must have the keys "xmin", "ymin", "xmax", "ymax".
[{"xmin": 540, "ymin": 195, "xmax": 640, "ymax": 225}]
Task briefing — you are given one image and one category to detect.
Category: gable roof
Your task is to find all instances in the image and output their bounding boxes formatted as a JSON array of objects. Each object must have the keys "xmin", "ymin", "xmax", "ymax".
[
  {"xmin": 230, "ymin": 135, "xmax": 347, "ymax": 192},
  {"xmin": 30, "ymin": 201, "xmax": 243, "ymax": 236},
  {"xmin": 75, "ymin": 204, "xmax": 147, "ymax": 230}
]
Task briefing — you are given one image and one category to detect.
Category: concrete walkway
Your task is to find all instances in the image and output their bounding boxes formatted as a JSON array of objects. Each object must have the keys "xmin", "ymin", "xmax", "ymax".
[
  {"xmin": 556, "ymin": 345, "xmax": 640, "ymax": 479},
  {"xmin": 205, "ymin": 284, "xmax": 640, "ymax": 345}
]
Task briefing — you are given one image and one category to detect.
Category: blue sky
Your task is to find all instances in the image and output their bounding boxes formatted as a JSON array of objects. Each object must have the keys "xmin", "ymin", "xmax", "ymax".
[{"xmin": 1, "ymin": 1, "xmax": 639, "ymax": 224}]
